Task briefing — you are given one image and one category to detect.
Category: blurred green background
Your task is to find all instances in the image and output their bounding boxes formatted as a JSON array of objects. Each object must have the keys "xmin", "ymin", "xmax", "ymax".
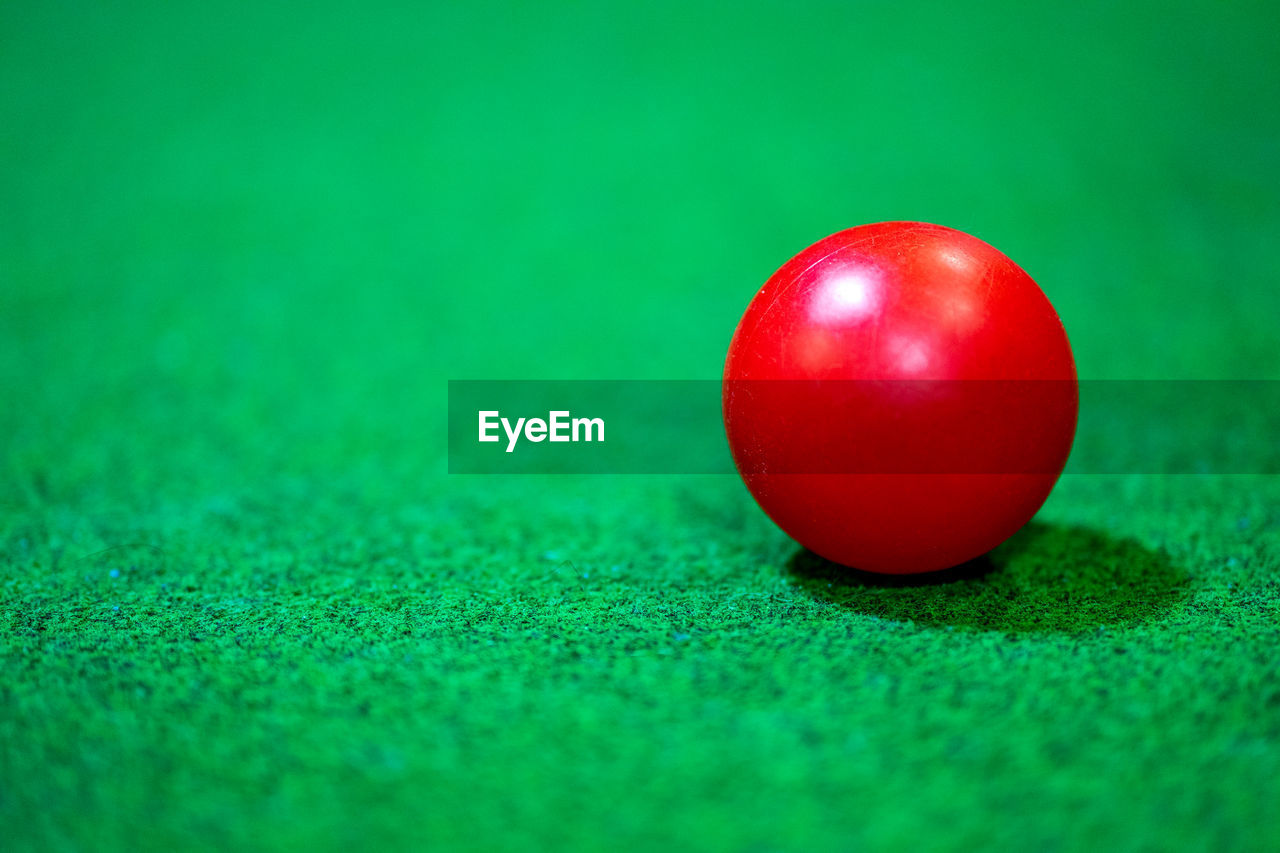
[{"xmin": 2, "ymin": 1, "xmax": 1278, "ymax": 850}]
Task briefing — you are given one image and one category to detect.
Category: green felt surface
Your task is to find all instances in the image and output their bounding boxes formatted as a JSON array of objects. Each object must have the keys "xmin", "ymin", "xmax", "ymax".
[{"xmin": 3, "ymin": 1, "xmax": 1279, "ymax": 850}]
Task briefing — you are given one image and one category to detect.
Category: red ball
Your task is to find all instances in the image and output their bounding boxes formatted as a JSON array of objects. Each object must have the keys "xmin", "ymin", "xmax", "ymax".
[{"xmin": 722, "ymin": 222, "xmax": 1077, "ymax": 574}]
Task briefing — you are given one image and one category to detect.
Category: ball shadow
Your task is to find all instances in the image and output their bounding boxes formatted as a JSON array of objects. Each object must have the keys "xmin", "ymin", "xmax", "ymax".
[{"xmin": 786, "ymin": 521, "xmax": 1191, "ymax": 633}]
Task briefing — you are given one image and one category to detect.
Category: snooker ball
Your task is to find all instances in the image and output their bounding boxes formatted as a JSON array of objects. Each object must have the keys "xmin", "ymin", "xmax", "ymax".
[{"xmin": 722, "ymin": 222, "xmax": 1077, "ymax": 574}]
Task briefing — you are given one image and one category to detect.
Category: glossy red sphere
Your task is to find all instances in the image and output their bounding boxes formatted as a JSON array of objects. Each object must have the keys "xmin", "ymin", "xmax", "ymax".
[{"xmin": 723, "ymin": 222, "xmax": 1077, "ymax": 574}]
